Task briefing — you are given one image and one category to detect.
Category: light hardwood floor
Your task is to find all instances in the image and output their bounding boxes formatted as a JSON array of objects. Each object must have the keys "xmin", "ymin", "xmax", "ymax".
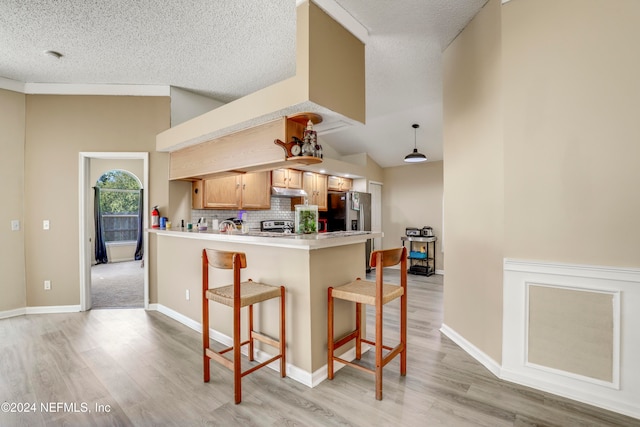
[{"xmin": 1, "ymin": 271, "xmax": 638, "ymax": 426}]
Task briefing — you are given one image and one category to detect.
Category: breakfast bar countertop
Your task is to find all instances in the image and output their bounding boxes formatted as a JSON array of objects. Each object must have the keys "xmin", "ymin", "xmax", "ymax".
[{"xmin": 148, "ymin": 228, "xmax": 382, "ymax": 250}]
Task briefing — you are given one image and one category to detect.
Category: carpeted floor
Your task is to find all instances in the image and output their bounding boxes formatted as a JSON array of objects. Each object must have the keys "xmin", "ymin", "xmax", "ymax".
[{"xmin": 91, "ymin": 260, "xmax": 144, "ymax": 309}]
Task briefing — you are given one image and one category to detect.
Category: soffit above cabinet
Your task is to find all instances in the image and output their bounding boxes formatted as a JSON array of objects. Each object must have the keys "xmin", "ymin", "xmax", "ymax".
[{"xmin": 156, "ymin": 0, "xmax": 366, "ymax": 153}]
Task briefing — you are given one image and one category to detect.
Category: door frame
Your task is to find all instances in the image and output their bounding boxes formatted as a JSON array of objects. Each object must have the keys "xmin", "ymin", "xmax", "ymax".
[
  {"xmin": 79, "ymin": 152, "xmax": 149, "ymax": 311},
  {"xmin": 368, "ymin": 180, "xmax": 383, "ymax": 253}
]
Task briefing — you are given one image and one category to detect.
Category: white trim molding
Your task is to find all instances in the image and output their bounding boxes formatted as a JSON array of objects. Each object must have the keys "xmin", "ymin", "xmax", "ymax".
[
  {"xmin": 25, "ymin": 305, "xmax": 81, "ymax": 314},
  {"xmin": 0, "ymin": 77, "xmax": 169, "ymax": 96},
  {"xmin": 0, "ymin": 307, "xmax": 27, "ymax": 320},
  {"xmin": 440, "ymin": 323, "xmax": 502, "ymax": 378},
  {"xmin": 1, "ymin": 305, "xmax": 81, "ymax": 319},
  {"xmin": 502, "ymin": 258, "xmax": 640, "ymax": 420}
]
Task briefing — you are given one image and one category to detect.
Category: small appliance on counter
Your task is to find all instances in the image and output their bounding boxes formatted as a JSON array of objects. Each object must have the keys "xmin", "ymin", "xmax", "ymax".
[
  {"xmin": 405, "ymin": 227, "xmax": 421, "ymax": 237},
  {"xmin": 260, "ymin": 220, "xmax": 294, "ymax": 233},
  {"xmin": 421, "ymin": 226, "xmax": 434, "ymax": 237}
]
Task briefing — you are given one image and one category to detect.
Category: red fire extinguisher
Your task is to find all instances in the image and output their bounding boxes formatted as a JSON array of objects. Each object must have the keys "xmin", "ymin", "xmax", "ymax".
[{"xmin": 151, "ymin": 206, "xmax": 160, "ymax": 229}]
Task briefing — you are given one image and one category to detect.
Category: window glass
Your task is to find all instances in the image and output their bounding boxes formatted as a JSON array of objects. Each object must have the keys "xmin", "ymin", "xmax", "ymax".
[{"xmin": 96, "ymin": 170, "xmax": 141, "ymax": 243}]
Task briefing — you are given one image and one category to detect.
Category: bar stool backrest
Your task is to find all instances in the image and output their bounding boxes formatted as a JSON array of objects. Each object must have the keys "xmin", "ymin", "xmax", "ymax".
[
  {"xmin": 369, "ymin": 247, "xmax": 407, "ymax": 269},
  {"xmin": 205, "ymin": 249, "xmax": 247, "ymax": 270}
]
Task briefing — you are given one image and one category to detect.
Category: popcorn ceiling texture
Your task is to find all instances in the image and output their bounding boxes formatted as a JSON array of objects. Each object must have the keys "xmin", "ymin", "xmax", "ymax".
[
  {"xmin": 0, "ymin": 0, "xmax": 296, "ymax": 101},
  {"xmin": 0, "ymin": 0, "xmax": 487, "ymax": 167}
]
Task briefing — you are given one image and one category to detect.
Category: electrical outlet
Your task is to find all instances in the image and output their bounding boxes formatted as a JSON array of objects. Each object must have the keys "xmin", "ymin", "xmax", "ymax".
[
  {"xmin": 185, "ymin": 289, "xmax": 190, "ymax": 301},
  {"xmin": 44, "ymin": 280, "xmax": 51, "ymax": 290},
  {"xmin": 43, "ymin": 220, "xmax": 50, "ymax": 230},
  {"xmin": 11, "ymin": 220, "xmax": 20, "ymax": 231}
]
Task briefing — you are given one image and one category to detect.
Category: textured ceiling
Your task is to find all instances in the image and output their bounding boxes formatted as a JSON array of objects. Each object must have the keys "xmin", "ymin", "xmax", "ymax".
[{"xmin": 0, "ymin": 0, "xmax": 487, "ymax": 168}]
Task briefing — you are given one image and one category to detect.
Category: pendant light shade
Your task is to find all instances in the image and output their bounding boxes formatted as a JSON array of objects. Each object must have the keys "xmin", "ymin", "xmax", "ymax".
[{"xmin": 404, "ymin": 124, "xmax": 427, "ymax": 163}]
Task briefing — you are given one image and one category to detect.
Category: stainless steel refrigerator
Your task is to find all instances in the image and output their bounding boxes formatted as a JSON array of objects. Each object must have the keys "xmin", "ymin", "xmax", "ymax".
[{"xmin": 324, "ymin": 191, "xmax": 372, "ymax": 271}]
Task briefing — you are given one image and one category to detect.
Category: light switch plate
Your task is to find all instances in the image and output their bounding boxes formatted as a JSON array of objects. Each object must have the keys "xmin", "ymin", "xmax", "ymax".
[
  {"xmin": 11, "ymin": 220, "xmax": 20, "ymax": 231},
  {"xmin": 43, "ymin": 220, "xmax": 50, "ymax": 230}
]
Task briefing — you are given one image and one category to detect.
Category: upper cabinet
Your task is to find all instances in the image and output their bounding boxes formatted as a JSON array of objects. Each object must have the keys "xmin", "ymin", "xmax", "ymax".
[
  {"xmin": 302, "ymin": 172, "xmax": 328, "ymax": 212},
  {"xmin": 327, "ymin": 176, "xmax": 353, "ymax": 192},
  {"xmin": 240, "ymin": 172, "xmax": 271, "ymax": 209},
  {"xmin": 192, "ymin": 171, "xmax": 270, "ymax": 210},
  {"xmin": 272, "ymin": 168, "xmax": 303, "ymax": 189}
]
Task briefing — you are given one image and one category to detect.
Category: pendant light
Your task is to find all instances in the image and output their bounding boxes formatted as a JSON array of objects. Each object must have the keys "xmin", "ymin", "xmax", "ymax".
[{"xmin": 404, "ymin": 124, "xmax": 427, "ymax": 163}]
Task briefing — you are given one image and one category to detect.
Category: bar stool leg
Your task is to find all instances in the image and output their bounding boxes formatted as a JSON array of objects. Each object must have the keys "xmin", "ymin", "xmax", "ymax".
[
  {"xmin": 280, "ymin": 286, "xmax": 287, "ymax": 377},
  {"xmin": 327, "ymin": 287, "xmax": 334, "ymax": 380},
  {"xmin": 375, "ymin": 296, "xmax": 383, "ymax": 400},
  {"xmin": 400, "ymin": 290, "xmax": 407, "ymax": 376},
  {"xmin": 203, "ymin": 303, "xmax": 210, "ymax": 382},
  {"xmin": 248, "ymin": 304, "xmax": 254, "ymax": 362},
  {"xmin": 203, "ymin": 251, "xmax": 211, "ymax": 383},
  {"xmin": 355, "ymin": 302, "xmax": 362, "ymax": 360},
  {"xmin": 234, "ymin": 295, "xmax": 242, "ymax": 404}
]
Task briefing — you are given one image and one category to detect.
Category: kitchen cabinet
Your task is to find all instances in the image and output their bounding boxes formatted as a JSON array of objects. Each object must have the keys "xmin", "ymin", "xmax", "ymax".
[
  {"xmin": 240, "ymin": 172, "xmax": 271, "ymax": 209},
  {"xmin": 401, "ymin": 236, "xmax": 436, "ymax": 276},
  {"xmin": 327, "ymin": 176, "xmax": 352, "ymax": 192},
  {"xmin": 271, "ymin": 168, "xmax": 303, "ymax": 189},
  {"xmin": 302, "ymin": 172, "xmax": 328, "ymax": 211},
  {"xmin": 192, "ymin": 171, "xmax": 271, "ymax": 210}
]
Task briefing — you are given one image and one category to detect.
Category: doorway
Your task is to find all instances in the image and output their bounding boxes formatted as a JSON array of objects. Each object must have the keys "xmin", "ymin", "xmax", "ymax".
[
  {"xmin": 369, "ymin": 181, "xmax": 383, "ymax": 253},
  {"xmin": 91, "ymin": 168, "xmax": 144, "ymax": 308},
  {"xmin": 79, "ymin": 152, "xmax": 149, "ymax": 311}
]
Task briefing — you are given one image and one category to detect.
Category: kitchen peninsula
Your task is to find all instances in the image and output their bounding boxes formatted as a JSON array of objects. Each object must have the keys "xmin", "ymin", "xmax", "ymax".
[{"xmin": 150, "ymin": 228, "xmax": 382, "ymax": 387}]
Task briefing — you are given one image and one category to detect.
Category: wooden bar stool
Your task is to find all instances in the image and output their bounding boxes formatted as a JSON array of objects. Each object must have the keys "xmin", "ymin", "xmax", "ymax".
[
  {"xmin": 327, "ymin": 247, "xmax": 407, "ymax": 400},
  {"xmin": 202, "ymin": 249, "xmax": 286, "ymax": 404}
]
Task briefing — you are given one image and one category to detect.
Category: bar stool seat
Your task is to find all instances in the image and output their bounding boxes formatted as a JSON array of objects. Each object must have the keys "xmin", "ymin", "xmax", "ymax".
[
  {"xmin": 327, "ymin": 247, "xmax": 407, "ymax": 400},
  {"xmin": 202, "ymin": 249, "xmax": 286, "ymax": 404},
  {"xmin": 330, "ymin": 280, "xmax": 404, "ymax": 305},
  {"xmin": 206, "ymin": 281, "xmax": 282, "ymax": 307}
]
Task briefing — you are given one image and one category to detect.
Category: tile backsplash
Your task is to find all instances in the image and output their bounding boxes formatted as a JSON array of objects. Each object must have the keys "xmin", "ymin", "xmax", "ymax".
[{"xmin": 190, "ymin": 197, "xmax": 294, "ymax": 231}]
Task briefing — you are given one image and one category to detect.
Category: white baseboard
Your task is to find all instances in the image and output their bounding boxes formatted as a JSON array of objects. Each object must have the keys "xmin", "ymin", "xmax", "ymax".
[
  {"xmin": 0, "ymin": 305, "xmax": 82, "ymax": 318},
  {"xmin": 440, "ymin": 323, "xmax": 501, "ymax": 378},
  {"xmin": 26, "ymin": 305, "xmax": 81, "ymax": 314},
  {"xmin": 154, "ymin": 303, "xmax": 202, "ymax": 332},
  {"xmin": 0, "ymin": 307, "xmax": 27, "ymax": 319}
]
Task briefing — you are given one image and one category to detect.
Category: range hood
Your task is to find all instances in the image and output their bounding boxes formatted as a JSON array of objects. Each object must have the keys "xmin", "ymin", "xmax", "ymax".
[{"xmin": 271, "ymin": 187, "xmax": 308, "ymax": 198}]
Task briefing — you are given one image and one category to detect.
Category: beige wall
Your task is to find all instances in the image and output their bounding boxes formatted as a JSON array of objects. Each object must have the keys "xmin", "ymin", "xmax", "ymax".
[
  {"xmin": 0, "ymin": 89, "xmax": 26, "ymax": 312},
  {"xmin": 24, "ymin": 95, "xmax": 170, "ymax": 307},
  {"xmin": 442, "ymin": 0, "xmax": 640, "ymax": 366},
  {"xmin": 381, "ymin": 161, "xmax": 444, "ymax": 271},
  {"xmin": 442, "ymin": 0, "xmax": 504, "ymax": 362},
  {"xmin": 502, "ymin": 0, "xmax": 640, "ymax": 267}
]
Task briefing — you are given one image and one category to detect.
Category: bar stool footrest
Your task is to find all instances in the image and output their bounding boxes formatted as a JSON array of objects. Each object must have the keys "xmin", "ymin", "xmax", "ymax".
[
  {"xmin": 241, "ymin": 354, "xmax": 283, "ymax": 377},
  {"xmin": 333, "ymin": 356, "xmax": 375, "ymax": 375}
]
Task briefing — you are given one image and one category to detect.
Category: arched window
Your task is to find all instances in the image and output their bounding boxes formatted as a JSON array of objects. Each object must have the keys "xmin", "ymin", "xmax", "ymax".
[{"xmin": 96, "ymin": 170, "xmax": 141, "ymax": 243}]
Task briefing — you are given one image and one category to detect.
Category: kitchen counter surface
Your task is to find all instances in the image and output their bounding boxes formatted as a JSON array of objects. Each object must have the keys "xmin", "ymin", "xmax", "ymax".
[{"xmin": 148, "ymin": 228, "xmax": 382, "ymax": 250}]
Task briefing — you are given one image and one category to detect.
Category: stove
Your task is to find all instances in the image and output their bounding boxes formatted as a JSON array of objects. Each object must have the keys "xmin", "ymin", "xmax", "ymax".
[{"xmin": 260, "ymin": 220, "xmax": 294, "ymax": 233}]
